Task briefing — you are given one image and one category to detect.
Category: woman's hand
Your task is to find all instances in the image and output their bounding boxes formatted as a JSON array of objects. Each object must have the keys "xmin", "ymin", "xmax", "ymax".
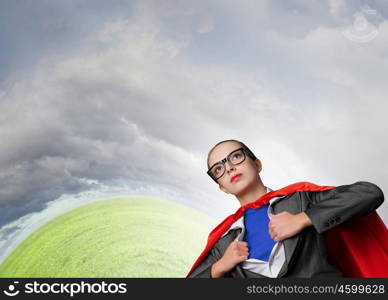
[
  {"xmin": 268, "ymin": 211, "xmax": 312, "ymax": 242},
  {"xmin": 211, "ymin": 240, "xmax": 249, "ymax": 277}
]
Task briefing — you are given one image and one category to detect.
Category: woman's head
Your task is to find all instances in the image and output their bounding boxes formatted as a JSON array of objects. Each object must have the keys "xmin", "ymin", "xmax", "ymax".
[{"xmin": 207, "ymin": 139, "xmax": 263, "ymax": 196}]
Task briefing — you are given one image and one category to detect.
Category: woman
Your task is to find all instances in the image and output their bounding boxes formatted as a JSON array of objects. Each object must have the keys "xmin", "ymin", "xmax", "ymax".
[{"xmin": 187, "ymin": 139, "xmax": 385, "ymax": 278}]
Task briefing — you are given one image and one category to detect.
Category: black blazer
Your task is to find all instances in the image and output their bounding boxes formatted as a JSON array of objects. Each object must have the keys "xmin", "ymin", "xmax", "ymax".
[{"xmin": 188, "ymin": 181, "xmax": 384, "ymax": 278}]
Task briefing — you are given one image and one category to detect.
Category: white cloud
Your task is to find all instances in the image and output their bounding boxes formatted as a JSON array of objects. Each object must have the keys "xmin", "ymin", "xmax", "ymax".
[
  {"xmin": 329, "ymin": 0, "xmax": 346, "ymax": 17},
  {"xmin": 196, "ymin": 15, "xmax": 215, "ymax": 34},
  {"xmin": 1, "ymin": 1, "xmax": 387, "ymax": 263}
]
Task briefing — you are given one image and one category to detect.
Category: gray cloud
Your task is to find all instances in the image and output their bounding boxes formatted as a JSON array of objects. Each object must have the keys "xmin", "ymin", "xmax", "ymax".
[
  {"xmin": 0, "ymin": 0, "xmax": 139, "ymax": 81},
  {"xmin": 0, "ymin": 0, "xmax": 387, "ymax": 258}
]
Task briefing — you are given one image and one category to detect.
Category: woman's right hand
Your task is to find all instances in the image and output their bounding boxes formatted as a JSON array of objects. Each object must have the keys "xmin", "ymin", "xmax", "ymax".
[{"xmin": 211, "ymin": 240, "xmax": 249, "ymax": 277}]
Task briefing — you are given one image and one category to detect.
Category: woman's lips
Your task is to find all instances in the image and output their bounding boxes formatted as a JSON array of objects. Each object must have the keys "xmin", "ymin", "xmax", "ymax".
[{"xmin": 230, "ymin": 173, "xmax": 242, "ymax": 183}]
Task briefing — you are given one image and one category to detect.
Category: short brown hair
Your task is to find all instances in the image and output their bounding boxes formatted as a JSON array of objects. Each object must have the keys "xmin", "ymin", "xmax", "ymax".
[{"xmin": 207, "ymin": 139, "xmax": 257, "ymax": 169}]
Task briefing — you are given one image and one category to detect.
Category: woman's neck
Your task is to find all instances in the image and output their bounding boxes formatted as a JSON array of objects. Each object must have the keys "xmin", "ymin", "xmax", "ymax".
[{"xmin": 236, "ymin": 180, "xmax": 267, "ymax": 206}]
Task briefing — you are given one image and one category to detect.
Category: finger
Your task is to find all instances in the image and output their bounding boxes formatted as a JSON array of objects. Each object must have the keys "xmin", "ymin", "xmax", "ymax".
[
  {"xmin": 237, "ymin": 241, "xmax": 248, "ymax": 246},
  {"xmin": 268, "ymin": 220, "xmax": 275, "ymax": 229},
  {"xmin": 237, "ymin": 243, "xmax": 248, "ymax": 250},
  {"xmin": 231, "ymin": 239, "xmax": 239, "ymax": 246},
  {"xmin": 236, "ymin": 243, "xmax": 248, "ymax": 251},
  {"xmin": 237, "ymin": 245, "xmax": 248, "ymax": 253},
  {"xmin": 237, "ymin": 246, "xmax": 249, "ymax": 254},
  {"xmin": 270, "ymin": 214, "xmax": 278, "ymax": 221},
  {"xmin": 268, "ymin": 226, "xmax": 274, "ymax": 237},
  {"xmin": 240, "ymin": 246, "xmax": 249, "ymax": 253},
  {"xmin": 237, "ymin": 252, "xmax": 248, "ymax": 260},
  {"xmin": 275, "ymin": 211, "xmax": 286, "ymax": 216},
  {"xmin": 276, "ymin": 233, "xmax": 286, "ymax": 241},
  {"xmin": 239, "ymin": 255, "xmax": 248, "ymax": 261}
]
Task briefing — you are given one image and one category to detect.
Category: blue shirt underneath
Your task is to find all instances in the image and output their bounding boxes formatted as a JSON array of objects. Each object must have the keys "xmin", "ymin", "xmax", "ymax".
[{"xmin": 243, "ymin": 205, "xmax": 276, "ymax": 262}]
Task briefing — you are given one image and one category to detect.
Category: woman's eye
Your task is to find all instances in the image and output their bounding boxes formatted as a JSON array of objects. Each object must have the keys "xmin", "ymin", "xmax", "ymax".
[
  {"xmin": 232, "ymin": 153, "xmax": 241, "ymax": 160},
  {"xmin": 214, "ymin": 166, "xmax": 222, "ymax": 174}
]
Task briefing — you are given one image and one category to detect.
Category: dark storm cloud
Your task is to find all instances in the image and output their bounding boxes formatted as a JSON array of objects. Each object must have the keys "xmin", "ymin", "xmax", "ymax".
[
  {"xmin": 1, "ymin": 0, "xmax": 388, "ymax": 232},
  {"xmin": 0, "ymin": 29, "xmax": 230, "ymax": 226}
]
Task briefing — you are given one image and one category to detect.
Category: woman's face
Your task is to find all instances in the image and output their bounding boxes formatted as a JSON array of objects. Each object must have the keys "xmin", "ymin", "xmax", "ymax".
[{"xmin": 207, "ymin": 141, "xmax": 261, "ymax": 196}]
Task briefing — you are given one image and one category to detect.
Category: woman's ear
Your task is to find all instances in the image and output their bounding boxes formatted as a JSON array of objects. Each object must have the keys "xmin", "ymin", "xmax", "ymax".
[{"xmin": 255, "ymin": 158, "xmax": 262, "ymax": 173}]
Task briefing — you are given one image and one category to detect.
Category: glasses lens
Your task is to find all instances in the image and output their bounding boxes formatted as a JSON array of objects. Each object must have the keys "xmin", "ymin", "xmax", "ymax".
[
  {"xmin": 229, "ymin": 149, "xmax": 245, "ymax": 165},
  {"xmin": 210, "ymin": 163, "xmax": 225, "ymax": 180}
]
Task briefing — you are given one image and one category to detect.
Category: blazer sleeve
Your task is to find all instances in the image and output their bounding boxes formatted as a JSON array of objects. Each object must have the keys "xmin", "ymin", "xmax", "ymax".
[
  {"xmin": 303, "ymin": 181, "xmax": 384, "ymax": 234},
  {"xmin": 187, "ymin": 240, "xmax": 227, "ymax": 278}
]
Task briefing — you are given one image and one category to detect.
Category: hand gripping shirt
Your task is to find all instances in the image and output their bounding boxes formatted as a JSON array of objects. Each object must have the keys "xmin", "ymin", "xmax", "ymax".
[{"xmin": 220, "ymin": 187, "xmax": 286, "ymax": 277}]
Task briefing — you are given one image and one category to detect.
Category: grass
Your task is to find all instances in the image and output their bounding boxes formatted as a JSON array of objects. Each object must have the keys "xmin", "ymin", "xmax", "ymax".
[{"xmin": 0, "ymin": 197, "xmax": 216, "ymax": 278}]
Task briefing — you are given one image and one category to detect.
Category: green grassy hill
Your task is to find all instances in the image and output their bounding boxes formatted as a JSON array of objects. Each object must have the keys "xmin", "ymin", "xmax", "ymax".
[{"xmin": 0, "ymin": 197, "xmax": 216, "ymax": 277}]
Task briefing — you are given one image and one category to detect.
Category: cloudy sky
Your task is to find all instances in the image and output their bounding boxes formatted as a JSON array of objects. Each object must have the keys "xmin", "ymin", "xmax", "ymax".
[{"xmin": 0, "ymin": 0, "xmax": 387, "ymax": 263}]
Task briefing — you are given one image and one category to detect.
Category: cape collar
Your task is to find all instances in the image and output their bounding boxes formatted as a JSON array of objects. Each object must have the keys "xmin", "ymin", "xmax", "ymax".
[
  {"xmin": 220, "ymin": 187, "xmax": 286, "ymax": 238},
  {"xmin": 186, "ymin": 182, "xmax": 336, "ymax": 277}
]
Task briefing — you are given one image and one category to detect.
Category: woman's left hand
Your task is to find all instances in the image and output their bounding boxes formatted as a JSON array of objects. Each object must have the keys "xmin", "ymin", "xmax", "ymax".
[{"xmin": 268, "ymin": 211, "xmax": 312, "ymax": 242}]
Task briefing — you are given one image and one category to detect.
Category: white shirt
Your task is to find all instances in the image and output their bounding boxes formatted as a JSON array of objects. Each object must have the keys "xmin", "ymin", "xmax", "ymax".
[{"xmin": 220, "ymin": 187, "xmax": 286, "ymax": 277}]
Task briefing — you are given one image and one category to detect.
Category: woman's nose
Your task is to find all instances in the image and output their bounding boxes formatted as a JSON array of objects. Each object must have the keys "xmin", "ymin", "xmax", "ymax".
[{"xmin": 225, "ymin": 162, "xmax": 236, "ymax": 173}]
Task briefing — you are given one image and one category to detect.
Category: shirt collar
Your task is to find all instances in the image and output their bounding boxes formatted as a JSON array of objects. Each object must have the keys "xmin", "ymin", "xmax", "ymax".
[{"xmin": 220, "ymin": 186, "xmax": 282, "ymax": 238}]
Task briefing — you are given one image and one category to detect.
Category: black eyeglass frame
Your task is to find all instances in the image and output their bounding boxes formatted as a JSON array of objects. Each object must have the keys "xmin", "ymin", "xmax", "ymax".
[{"xmin": 207, "ymin": 147, "xmax": 256, "ymax": 183}]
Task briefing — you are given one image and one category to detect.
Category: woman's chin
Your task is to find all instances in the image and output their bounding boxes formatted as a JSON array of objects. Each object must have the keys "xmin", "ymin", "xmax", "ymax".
[
  {"xmin": 232, "ymin": 183, "xmax": 249, "ymax": 196},
  {"xmin": 233, "ymin": 180, "xmax": 257, "ymax": 196}
]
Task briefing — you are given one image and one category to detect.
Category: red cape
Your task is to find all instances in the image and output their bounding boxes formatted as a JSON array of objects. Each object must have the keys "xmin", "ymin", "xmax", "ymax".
[{"xmin": 186, "ymin": 182, "xmax": 388, "ymax": 278}]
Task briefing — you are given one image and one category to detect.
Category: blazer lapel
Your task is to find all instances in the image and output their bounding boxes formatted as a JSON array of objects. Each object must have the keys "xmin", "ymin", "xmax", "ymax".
[{"xmin": 270, "ymin": 194, "xmax": 301, "ymax": 277}]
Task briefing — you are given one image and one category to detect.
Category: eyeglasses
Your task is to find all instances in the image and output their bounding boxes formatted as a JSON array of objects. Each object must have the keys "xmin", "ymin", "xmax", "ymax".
[{"xmin": 207, "ymin": 147, "xmax": 254, "ymax": 183}]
